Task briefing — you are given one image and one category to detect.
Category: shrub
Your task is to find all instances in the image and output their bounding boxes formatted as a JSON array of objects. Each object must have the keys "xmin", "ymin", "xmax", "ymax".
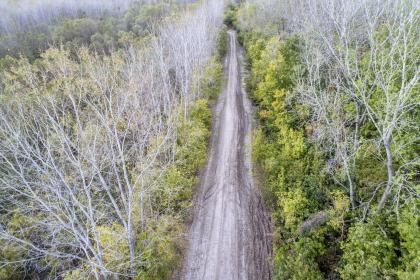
[
  {"xmin": 397, "ymin": 205, "xmax": 420, "ymax": 279},
  {"xmin": 340, "ymin": 220, "xmax": 398, "ymax": 279}
]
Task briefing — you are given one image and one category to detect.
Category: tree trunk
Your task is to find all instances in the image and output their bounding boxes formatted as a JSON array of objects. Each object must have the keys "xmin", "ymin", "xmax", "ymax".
[
  {"xmin": 346, "ymin": 166, "xmax": 356, "ymax": 210},
  {"xmin": 378, "ymin": 138, "xmax": 393, "ymax": 210},
  {"xmin": 127, "ymin": 192, "xmax": 136, "ymax": 279}
]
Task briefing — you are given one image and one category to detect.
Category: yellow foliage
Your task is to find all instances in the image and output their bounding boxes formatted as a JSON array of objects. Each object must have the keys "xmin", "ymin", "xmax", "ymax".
[
  {"xmin": 97, "ymin": 224, "xmax": 130, "ymax": 271},
  {"xmin": 280, "ymin": 188, "xmax": 309, "ymax": 231},
  {"xmin": 328, "ymin": 190, "xmax": 350, "ymax": 231}
]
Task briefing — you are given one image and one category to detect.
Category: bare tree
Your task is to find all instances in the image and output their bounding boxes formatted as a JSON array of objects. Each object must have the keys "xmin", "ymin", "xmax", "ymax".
[
  {"xmin": 0, "ymin": 46, "xmax": 176, "ymax": 278},
  {"xmin": 0, "ymin": 0, "xmax": 224, "ymax": 278},
  {"xmin": 279, "ymin": 0, "xmax": 419, "ymax": 212}
]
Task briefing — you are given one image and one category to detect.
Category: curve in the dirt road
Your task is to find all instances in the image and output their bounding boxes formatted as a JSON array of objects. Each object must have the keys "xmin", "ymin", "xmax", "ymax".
[{"xmin": 182, "ymin": 30, "xmax": 271, "ymax": 280}]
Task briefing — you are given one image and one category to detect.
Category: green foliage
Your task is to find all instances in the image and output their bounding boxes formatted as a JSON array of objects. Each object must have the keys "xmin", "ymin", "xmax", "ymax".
[
  {"xmin": 275, "ymin": 233, "xmax": 325, "ymax": 280},
  {"xmin": 224, "ymin": 4, "xmax": 238, "ymax": 28},
  {"xmin": 0, "ymin": 2, "xmax": 176, "ymax": 60},
  {"xmin": 135, "ymin": 216, "xmax": 185, "ymax": 280},
  {"xmin": 243, "ymin": 30, "xmax": 331, "ymax": 278},
  {"xmin": 0, "ymin": 239, "xmax": 27, "ymax": 279},
  {"xmin": 124, "ymin": 3, "xmax": 169, "ymax": 37},
  {"xmin": 97, "ymin": 224, "xmax": 131, "ymax": 271},
  {"xmin": 135, "ymin": 47, "xmax": 224, "ymax": 279},
  {"xmin": 397, "ymin": 205, "xmax": 420, "ymax": 279},
  {"xmin": 142, "ymin": 98, "xmax": 212, "ymax": 280},
  {"xmin": 280, "ymin": 188, "xmax": 310, "ymax": 231},
  {"xmin": 327, "ymin": 190, "xmax": 350, "ymax": 232},
  {"xmin": 63, "ymin": 268, "xmax": 93, "ymax": 280},
  {"xmin": 0, "ymin": 32, "xmax": 222, "ymax": 280},
  {"xmin": 340, "ymin": 220, "xmax": 398, "ymax": 279},
  {"xmin": 0, "ymin": 55, "xmax": 16, "ymax": 73},
  {"xmin": 199, "ymin": 58, "xmax": 223, "ymax": 99},
  {"xmin": 177, "ymin": 99, "xmax": 211, "ymax": 174},
  {"xmin": 216, "ymin": 26, "xmax": 228, "ymax": 59},
  {"xmin": 137, "ymin": 59, "xmax": 218, "ymax": 279},
  {"xmin": 246, "ymin": 33, "xmax": 322, "ymax": 209},
  {"xmin": 53, "ymin": 18, "xmax": 98, "ymax": 45},
  {"xmin": 43, "ymin": 54, "xmax": 213, "ymax": 279},
  {"xmin": 235, "ymin": 1, "xmax": 419, "ymax": 279}
]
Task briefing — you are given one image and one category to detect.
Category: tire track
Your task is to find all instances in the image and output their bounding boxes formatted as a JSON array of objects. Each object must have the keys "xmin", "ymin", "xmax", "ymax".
[{"xmin": 182, "ymin": 30, "xmax": 271, "ymax": 280}]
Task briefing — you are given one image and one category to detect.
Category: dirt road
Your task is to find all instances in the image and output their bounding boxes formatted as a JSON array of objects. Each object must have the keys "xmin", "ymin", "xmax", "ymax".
[{"xmin": 182, "ymin": 30, "xmax": 272, "ymax": 280}]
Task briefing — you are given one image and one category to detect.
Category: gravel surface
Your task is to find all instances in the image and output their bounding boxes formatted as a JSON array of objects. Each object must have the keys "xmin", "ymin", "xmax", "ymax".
[{"xmin": 182, "ymin": 30, "xmax": 272, "ymax": 280}]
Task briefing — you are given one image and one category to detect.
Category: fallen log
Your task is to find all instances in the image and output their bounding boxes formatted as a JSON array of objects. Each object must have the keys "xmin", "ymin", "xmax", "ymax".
[{"xmin": 298, "ymin": 211, "xmax": 330, "ymax": 235}]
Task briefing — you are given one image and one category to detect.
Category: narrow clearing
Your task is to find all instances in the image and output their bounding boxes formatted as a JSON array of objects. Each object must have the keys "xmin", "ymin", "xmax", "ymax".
[{"xmin": 182, "ymin": 30, "xmax": 271, "ymax": 280}]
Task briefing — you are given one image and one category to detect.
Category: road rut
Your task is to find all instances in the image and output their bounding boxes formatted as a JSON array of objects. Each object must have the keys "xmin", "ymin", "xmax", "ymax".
[{"xmin": 182, "ymin": 30, "xmax": 271, "ymax": 280}]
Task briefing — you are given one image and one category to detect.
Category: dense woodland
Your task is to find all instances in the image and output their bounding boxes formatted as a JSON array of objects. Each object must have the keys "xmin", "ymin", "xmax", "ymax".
[
  {"xmin": 0, "ymin": 0, "xmax": 418, "ymax": 279},
  {"xmin": 228, "ymin": 0, "xmax": 419, "ymax": 279},
  {"xmin": 0, "ymin": 0, "xmax": 225, "ymax": 278},
  {"xmin": 0, "ymin": 0, "xmax": 200, "ymax": 60}
]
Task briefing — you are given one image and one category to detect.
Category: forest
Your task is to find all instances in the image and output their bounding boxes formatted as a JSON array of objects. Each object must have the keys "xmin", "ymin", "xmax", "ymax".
[
  {"xmin": 0, "ymin": 0, "xmax": 418, "ymax": 279},
  {"xmin": 228, "ymin": 0, "xmax": 419, "ymax": 279},
  {"xmin": 1, "ymin": 0, "xmax": 225, "ymax": 278}
]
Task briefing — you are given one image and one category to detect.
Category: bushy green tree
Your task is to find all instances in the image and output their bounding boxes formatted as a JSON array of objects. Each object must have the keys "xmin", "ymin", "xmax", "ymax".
[
  {"xmin": 340, "ymin": 219, "xmax": 398, "ymax": 279},
  {"xmin": 234, "ymin": 0, "xmax": 419, "ymax": 278},
  {"xmin": 397, "ymin": 205, "xmax": 420, "ymax": 279}
]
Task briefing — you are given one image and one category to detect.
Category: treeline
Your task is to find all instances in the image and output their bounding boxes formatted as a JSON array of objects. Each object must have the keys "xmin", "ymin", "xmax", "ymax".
[
  {"xmin": 0, "ymin": 0, "xmax": 197, "ymax": 60},
  {"xmin": 0, "ymin": 0, "xmax": 225, "ymax": 279},
  {"xmin": 228, "ymin": 0, "xmax": 419, "ymax": 279}
]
